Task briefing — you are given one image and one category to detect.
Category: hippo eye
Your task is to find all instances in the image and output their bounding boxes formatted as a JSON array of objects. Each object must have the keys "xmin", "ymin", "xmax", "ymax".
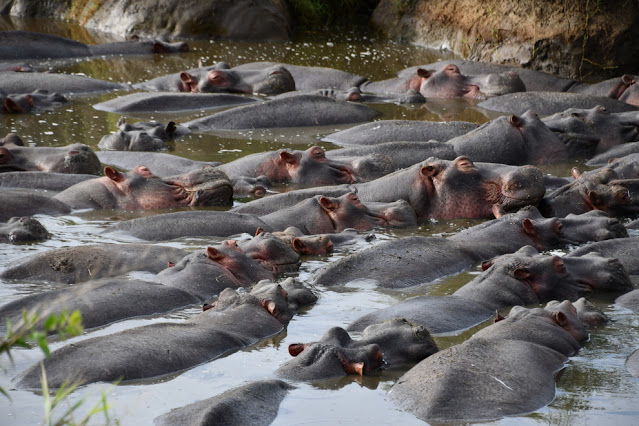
[{"xmin": 570, "ymin": 112, "xmax": 582, "ymax": 118}]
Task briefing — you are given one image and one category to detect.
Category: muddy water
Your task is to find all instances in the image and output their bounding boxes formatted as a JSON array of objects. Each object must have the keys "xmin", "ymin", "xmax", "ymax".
[{"xmin": 1, "ymin": 17, "xmax": 638, "ymax": 425}]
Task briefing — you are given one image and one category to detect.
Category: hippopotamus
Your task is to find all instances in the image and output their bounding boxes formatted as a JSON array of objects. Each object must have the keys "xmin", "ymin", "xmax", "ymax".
[
  {"xmin": 53, "ymin": 165, "xmax": 233, "ymax": 210},
  {"xmin": 0, "ymin": 70, "xmax": 129, "ymax": 94},
  {"xmin": 586, "ymin": 142, "xmax": 639, "ymax": 166},
  {"xmin": 478, "ymin": 92, "xmax": 638, "ymax": 116},
  {"xmin": 543, "ymin": 106, "xmax": 639, "ymax": 153},
  {"xmin": 321, "ymin": 119, "xmax": 477, "ymax": 146},
  {"xmin": 0, "ymin": 239, "xmax": 299, "ymax": 334},
  {"xmin": 93, "ymin": 92, "xmax": 258, "ymax": 114},
  {"xmin": 548, "ymin": 297, "xmax": 610, "ymax": 328},
  {"xmin": 183, "ymin": 95, "xmax": 380, "ymax": 131},
  {"xmin": 447, "ymin": 110, "xmax": 593, "ymax": 164},
  {"xmin": 388, "ymin": 301, "xmax": 588, "ymax": 422},
  {"xmin": 231, "ymin": 61, "xmax": 367, "ymax": 91},
  {"xmin": 568, "ymin": 74, "xmax": 639, "ymax": 107},
  {"xmin": 231, "ymin": 157, "xmax": 546, "ymax": 219},
  {"xmin": 0, "ymin": 217, "xmax": 48, "ymax": 244},
  {"xmin": 584, "ymin": 153, "xmax": 639, "ymax": 180},
  {"xmin": 0, "ymin": 135, "xmax": 101, "ymax": 174},
  {"xmin": 397, "ymin": 60, "xmax": 579, "ymax": 92},
  {"xmin": 326, "ymin": 141, "xmax": 455, "ymax": 174},
  {"xmin": 274, "ymin": 86, "xmax": 426, "ymax": 104},
  {"xmin": 275, "ymin": 319, "xmax": 438, "ymax": 381},
  {"xmin": 617, "ymin": 289, "xmax": 639, "ymax": 313},
  {"xmin": 104, "ymin": 192, "xmax": 417, "ymax": 241},
  {"xmin": 0, "ymin": 172, "xmax": 93, "ymax": 191},
  {"xmin": 0, "ymin": 89, "xmax": 66, "ymax": 114},
  {"xmin": 347, "ymin": 245, "xmax": 631, "ymax": 334},
  {"xmin": 96, "ymin": 151, "xmax": 220, "ymax": 177},
  {"xmin": 154, "ymin": 380, "xmax": 294, "ymax": 426},
  {"xmin": 360, "ymin": 64, "xmax": 526, "ymax": 99},
  {"xmin": 539, "ymin": 168, "xmax": 639, "ymax": 218},
  {"xmin": 311, "ymin": 206, "xmax": 627, "ymax": 289},
  {"xmin": 0, "ymin": 243, "xmax": 188, "ymax": 284},
  {"xmin": 218, "ymin": 146, "xmax": 358, "ymax": 187},
  {"xmin": 0, "ymin": 190, "xmax": 71, "ymax": 221},
  {"xmin": 15, "ymin": 280, "xmax": 316, "ymax": 389},
  {"xmin": 0, "ymin": 31, "xmax": 188, "ymax": 60},
  {"xmin": 133, "ymin": 64, "xmax": 295, "ymax": 95},
  {"xmin": 97, "ymin": 118, "xmax": 190, "ymax": 151},
  {"xmin": 258, "ymin": 227, "xmax": 375, "ymax": 256},
  {"xmin": 569, "ymin": 236, "xmax": 639, "ymax": 275}
]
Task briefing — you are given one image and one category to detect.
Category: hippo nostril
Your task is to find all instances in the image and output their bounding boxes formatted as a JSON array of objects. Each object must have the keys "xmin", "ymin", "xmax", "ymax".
[{"xmin": 68, "ymin": 151, "xmax": 79, "ymax": 155}]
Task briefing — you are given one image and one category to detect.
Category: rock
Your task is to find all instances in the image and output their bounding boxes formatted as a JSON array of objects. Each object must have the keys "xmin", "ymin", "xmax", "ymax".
[
  {"xmin": 1, "ymin": 0, "xmax": 293, "ymax": 40},
  {"xmin": 370, "ymin": 0, "xmax": 639, "ymax": 80}
]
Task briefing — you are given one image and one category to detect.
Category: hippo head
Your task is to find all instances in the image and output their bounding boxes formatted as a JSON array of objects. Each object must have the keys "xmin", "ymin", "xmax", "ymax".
[
  {"xmin": 560, "ymin": 210, "xmax": 628, "ymax": 242},
  {"xmin": 542, "ymin": 300, "xmax": 590, "ymax": 345},
  {"xmin": 99, "ymin": 119, "xmax": 186, "ymax": 151},
  {"xmin": 205, "ymin": 243, "xmax": 276, "ymax": 284},
  {"xmin": 162, "ymin": 165, "xmax": 233, "ymax": 207},
  {"xmin": 41, "ymin": 143, "xmax": 102, "ymax": 174},
  {"xmin": 271, "ymin": 146, "xmax": 356, "ymax": 186},
  {"xmin": 567, "ymin": 168, "xmax": 639, "ymax": 217},
  {"xmin": 415, "ymin": 65, "xmax": 486, "ymax": 100},
  {"xmin": 416, "ymin": 157, "xmax": 545, "ymax": 219},
  {"xmin": 264, "ymin": 227, "xmax": 334, "ymax": 255},
  {"xmin": 563, "ymin": 252, "xmax": 632, "ymax": 293},
  {"xmin": 317, "ymin": 192, "xmax": 402, "ymax": 232},
  {"xmin": 235, "ymin": 231, "xmax": 302, "ymax": 273},
  {"xmin": 610, "ymin": 74, "xmax": 639, "ymax": 107},
  {"xmin": 0, "ymin": 216, "xmax": 49, "ymax": 243},
  {"xmin": 250, "ymin": 65, "xmax": 296, "ymax": 96}
]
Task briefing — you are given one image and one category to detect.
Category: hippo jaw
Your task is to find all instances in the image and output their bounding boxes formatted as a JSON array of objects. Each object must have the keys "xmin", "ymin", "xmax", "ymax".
[{"xmin": 490, "ymin": 166, "xmax": 546, "ymax": 213}]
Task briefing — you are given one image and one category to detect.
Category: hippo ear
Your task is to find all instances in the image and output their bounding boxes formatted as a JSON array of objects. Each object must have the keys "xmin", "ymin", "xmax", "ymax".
[
  {"xmin": 255, "ymin": 227, "xmax": 266, "ymax": 236},
  {"xmin": 481, "ymin": 260, "xmax": 495, "ymax": 271},
  {"xmin": 522, "ymin": 218, "xmax": 537, "ymax": 236},
  {"xmin": 179, "ymin": 72, "xmax": 193, "ymax": 82},
  {"xmin": 509, "ymin": 115, "xmax": 522, "ymax": 127},
  {"xmin": 3, "ymin": 98, "xmax": 24, "ymax": 114},
  {"xmin": 24, "ymin": 94, "xmax": 34, "ymax": 107},
  {"xmin": 554, "ymin": 311, "xmax": 569, "ymax": 327},
  {"xmin": 165, "ymin": 121, "xmax": 176, "ymax": 136},
  {"xmin": 587, "ymin": 190, "xmax": 604, "ymax": 208},
  {"xmin": 205, "ymin": 246, "xmax": 225, "ymax": 262},
  {"xmin": 151, "ymin": 41, "xmax": 166, "ymax": 54},
  {"xmin": 279, "ymin": 151, "xmax": 297, "ymax": 165},
  {"xmin": 571, "ymin": 167, "xmax": 582, "ymax": 179},
  {"xmin": 292, "ymin": 237, "xmax": 306, "ymax": 253},
  {"xmin": 117, "ymin": 116, "xmax": 126, "ymax": 127},
  {"xmin": 494, "ymin": 310, "xmax": 505, "ymax": 323},
  {"xmin": 319, "ymin": 196, "xmax": 337, "ymax": 212},
  {"xmin": 104, "ymin": 166, "xmax": 125, "ymax": 182},
  {"xmin": 622, "ymin": 74, "xmax": 635, "ymax": 85},
  {"xmin": 288, "ymin": 343, "xmax": 308, "ymax": 357},
  {"xmin": 420, "ymin": 165, "xmax": 438, "ymax": 178},
  {"xmin": 416, "ymin": 68, "xmax": 433, "ymax": 79},
  {"xmin": 512, "ymin": 267, "xmax": 531, "ymax": 280}
]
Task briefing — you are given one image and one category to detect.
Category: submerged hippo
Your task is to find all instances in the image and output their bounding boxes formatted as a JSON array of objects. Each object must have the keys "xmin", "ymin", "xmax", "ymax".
[
  {"xmin": 275, "ymin": 319, "xmax": 438, "ymax": 381},
  {"xmin": 311, "ymin": 206, "xmax": 627, "ymax": 289},
  {"xmin": 0, "ymin": 217, "xmax": 49, "ymax": 244},
  {"xmin": 348, "ymin": 245, "xmax": 631, "ymax": 334},
  {"xmin": 98, "ymin": 118, "xmax": 190, "ymax": 151},
  {"xmin": 15, "ymin": 280, "xmax": 316, "ymax": 389},
  {"xmin": 105, "ymin": 192, "xmax": 417, "ymax": 241},
  {"xmin": 93, "ymin": 92, "xmax": 258, "ymax": 114},
  {"xmin": 134, "ymin": 64, "xmax": 295, "ymax": 95},
  {"xmin": 388, "ymin": 301, "xmax": 588, "ymax": 422},
  {"xmin": 0, "ymin": 31, "xmax": 188, "ymax": 60},
  {"xmin": 539, "ymin": 168, "xmax": 639, "ymax": 218},
  {"xmin": 232, "ymin": 157, "xmax": 546, "ymax": 220},
  {"xmin": 0, "ymin": 89, "xmax": 66, "ymax": 114},
  {"xmin": 360, "ymin": 64, "xmax": 526, "ymax": 99},
  {"xmin": 54, "ymin": 165, "xmax": 233, "ymax": 210},
  {"xmin": 0, "ymin": 135, "xmax": 101, "ymax": 175},
  {"xmin": 183, "ymin": 95, "xmax": 380, "ymax": 131}
]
